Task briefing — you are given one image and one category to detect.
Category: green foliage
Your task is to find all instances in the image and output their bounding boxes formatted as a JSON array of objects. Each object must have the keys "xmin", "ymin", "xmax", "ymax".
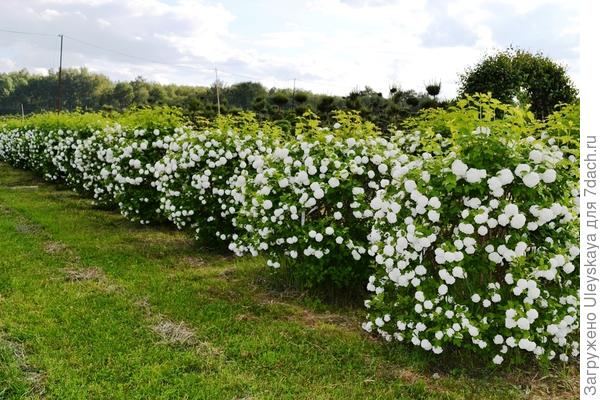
[
  {"xmin": 459, "ymin": 47, "xmax": 578, "ymax": 119},
  {"xmin": 365, "ymin": 94, "xmax": 579, "ymax": 365},
  {"xmin": 425, "ymin": 81, "xmax": 441, "ymax": 98}
]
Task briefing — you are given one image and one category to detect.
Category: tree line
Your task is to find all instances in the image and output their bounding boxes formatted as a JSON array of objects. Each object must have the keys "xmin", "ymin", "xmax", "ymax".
[{"xmin": 0, "ymin": 48, "xmax": 578, "ymax": 129}]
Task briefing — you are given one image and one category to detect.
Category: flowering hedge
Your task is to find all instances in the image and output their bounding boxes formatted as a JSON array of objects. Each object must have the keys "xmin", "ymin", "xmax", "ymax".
[
  {"xmin": 154, "ymin": 115, "xmax": 282, "ymax": 242},
  {"xmin": 0, "ymin": 96, "xmax": 580, "ymax": 365},
  {"xmin": 229, "ymin": 113, "xmax": 399, "ymax": 285}
]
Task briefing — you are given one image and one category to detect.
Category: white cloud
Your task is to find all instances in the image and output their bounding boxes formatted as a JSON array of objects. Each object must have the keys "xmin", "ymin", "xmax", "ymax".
[{"xmin": 0, "ymin": 0, "xmax": 580, "ymax": 97}]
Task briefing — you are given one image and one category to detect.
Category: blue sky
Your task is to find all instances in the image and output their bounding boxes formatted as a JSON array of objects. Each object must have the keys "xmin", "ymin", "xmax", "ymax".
[{"xmin": 0, "ymin": 0, "xmax": 580, "ymax": 98}]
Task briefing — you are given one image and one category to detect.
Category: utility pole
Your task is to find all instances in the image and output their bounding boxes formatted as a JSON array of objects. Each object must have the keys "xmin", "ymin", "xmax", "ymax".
[
  {"xmin": 20, "ymin": 103, "xmax": 24, "ymax": 119},
  {"xmin": 56, "ymin": 34, "xmax": 64, "ymax": 114},
  {"xmin": 215, "ymin": 68, "xmax": 220, "ymax": 115},
  {"xmin": 292, "ymin": 78, "xmax": 296, "ymax": 109}
]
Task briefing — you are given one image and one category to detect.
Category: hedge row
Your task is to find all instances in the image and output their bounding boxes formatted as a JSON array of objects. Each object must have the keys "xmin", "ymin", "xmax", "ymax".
[{"xmin": 0, "ymin": 96, "xmax": 580, "ymax": 365}]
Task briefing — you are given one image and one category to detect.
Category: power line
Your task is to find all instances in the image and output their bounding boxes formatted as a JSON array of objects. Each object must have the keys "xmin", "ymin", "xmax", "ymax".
[
  {"xmin": 0, "ymin": 27, "xmax": 356, "ymax": 95},
  {"xmin": 218, "ymin": 69, "xmax": 263, "ymax": 82},
  {"xmin": 63, "ymin": 35, "xmax": 215, "ymax": 74},
  {"xmin": 0, "ymin": 28, "xmax": 55, "ymax": 37},
  {"xmin": 57, "ymin": 34, "xmax": 64, "ymax": 113},
  {"xmin": 215, "ymin": 68, "xmax": 220, "ymax": 115}
]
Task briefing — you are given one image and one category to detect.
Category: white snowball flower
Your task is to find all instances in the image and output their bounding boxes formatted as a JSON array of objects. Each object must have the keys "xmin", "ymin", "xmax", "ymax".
[
  {"xmin": 522, "ymin": 172, "xmax": 540, "ymax": 188},
  {"xmin": 451, "ymin": 160, "xmax": 468, "ymax": 177},
  {"xmin": 542, "ymin": 169, "xmax": 557, "ymax": 183},
  {"xmin": 517, "ymin": 318, "xmax": 530, "ymax": 330},
  {"xmin": 459, "ymin": 223, "xmax": 474, "ymax": 235},
  {"xmin": 404, "ymin": 180, "xmax": 417, "ymax": 192},
  {"xmin": 428, "ymin": 210, "xmax": 440, "ymax": 223},
  {"xmin": 492, "ymin": 355, "xmax": 504, "ymax": 365},
  {"xmin": 328, "ymin": 177, "xmax": 340, "ymax": 188},
  {"xmin": 438, "ymin": 284, "xmax": 448, "ymax": 295},
  {"xmin": 278, "ymin": 178, "xmax": 289, "ymax": 188},
  {"xmin": 429, "ymin": 197, "xmax": 441, "ymax": 209},
  {"xmin": 415, "ymin": 291, "xmax": 425, "ymax": 302},
  {"xmin": 529, "ymin": 150, "xmax": 544, "ymax": 163},
  {"xmin": 465, "ymin": 168, "xmax": 486, "ymax": 183},
  {"xmin": 510, "ymin": 213, "xmax": 526, "ymax": 229},
  {"xmin": 498, "ymin": 169, "xmax": 514, "ymax": 185},
  {"xmin": 515, "ymin": 164, "xmax": 531, "ymax": 177}
]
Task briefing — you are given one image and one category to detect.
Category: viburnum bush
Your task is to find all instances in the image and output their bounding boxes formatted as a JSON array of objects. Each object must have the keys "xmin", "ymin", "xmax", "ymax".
[
  {"xmin": 72, "ymin": 108, "xmax": 188, "ymax": 223},
  {"xmin": 229, "ymin": 112, "xmax": 399, "ymax": 286},
  {"xmin": 72, "ymin": 125, "xmax": 120, "ymax": 206},
  {"xmin": 0, "ymin": 98, "xmax": 580, "ymax": 366},
  {"xmin": 362, "ymin": 95, "xmax": 579, "ymax": 365},
  {"xmin": 154, "ymin": 113, "xmax": 281, "ymax": 241}
]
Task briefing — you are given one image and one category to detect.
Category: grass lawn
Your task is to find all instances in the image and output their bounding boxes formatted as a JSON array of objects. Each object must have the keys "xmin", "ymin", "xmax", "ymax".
[{"xmin": 0, "ymin": 163, "xmax": 578, "ymax": 399}]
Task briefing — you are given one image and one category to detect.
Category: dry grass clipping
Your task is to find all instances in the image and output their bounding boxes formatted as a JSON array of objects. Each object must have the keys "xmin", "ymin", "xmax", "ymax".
[
  {"xmin": 62, "ymin": 267, "xmax": 105, "ymax": 282},
  {"xmin": 43, "ymin": 241, "xmax": 70, "ymax": 255},
  {"xmin": 151, "ymin": 318, "xmax": 197, "ymax": 346}
]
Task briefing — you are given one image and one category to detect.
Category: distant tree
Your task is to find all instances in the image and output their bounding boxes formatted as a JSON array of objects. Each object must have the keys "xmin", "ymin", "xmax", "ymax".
[
  {"xmin": 148, "ymin": 85, "xmax": 167, "ymax": 105},
  {"xmin": 425, "ymin": 81, "xmax": 441, "ymax": 99},
  {"xmin": 317, "ymin": 95, "xmax": 335, "ymax": 116},
  {"xmin": 270, "ymin": 93, "xmax": 289, "ymax": 109},
  {"xmin": 131, "ymin": 76, "xmax": 150, "ymax": 106},
  {"xmin": 225, "ymin": 81, "xmax": 267, "ymax": 109},
  {"xmin": 113, "ymin": 82, "xmax": 134, "ymax": 110},
  {"xmin": 459, "ymin": 47, "xmax": 578, "ymax": 119},
  {"xmin": 406, "ymin": 96, "xmax": 419, "ymax": 107},
  {"xmin": 293, "ymin": 92, "xmax": 309, "ymax": 105}
]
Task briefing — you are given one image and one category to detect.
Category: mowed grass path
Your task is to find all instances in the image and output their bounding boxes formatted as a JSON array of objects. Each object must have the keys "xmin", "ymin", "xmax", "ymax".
[{"xmin": 0, "ymin": 163, "xmax": 577, "ymax": 400}]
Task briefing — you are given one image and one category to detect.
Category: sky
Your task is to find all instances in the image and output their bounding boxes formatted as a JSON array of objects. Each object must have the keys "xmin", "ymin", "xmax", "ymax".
[{"xmin": 0, "ymin": 0, "xmax": 580, "ymax": 98}]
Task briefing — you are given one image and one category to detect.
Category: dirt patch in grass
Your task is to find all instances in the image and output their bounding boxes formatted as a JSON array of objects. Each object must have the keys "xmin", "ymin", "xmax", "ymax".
[
  {"xmin": 0, "ymin": 334, "xmax": 46, "ymax": 398},
  {"xmin": 62, "ymin": 267, "xmax": 105, "ymax": 282},
  {"xmin": 1, "ymin": 185, "xmax": 39, "ymax": 190},
  {"xmin": 62, "ymin": 267, "xmax": 125, "ymax": 294},
  {"xmin": 135, "ymin": 297, "xmax": 152, "ymax": 312},
  {"xmin": 286, "ymin": 309, "xmax": 357, "ymax": 330},
  {"xmin": 0, "ymin": 204, "xmax": 44, "ymax": 235},
  {"xmin": 178, "ymin": 255, "xmax": 206, "ymax": 268},
  {"xmin": 195, "ymin": 341, "xmax": 223, "ymax": 357},
  {"xmin": 15, "ymin": 222, "xmax": 44, "ymax": 235},
  {"xmin": 371, "ymin": 362, "xmax": 456, "ymax": 398},
  {"xmin": 235, "ymin": 313, "xmax": 260, "ymax": 322},
  {"xmin": 151, "ymin": 318, "xmax": 197, "ymax": 346},
  {"xmin": 252, "ymin": 287, "xmax": 358, "ymax": 331},
  {"xmin": 135, "ymin": 297, "xmax": 197, "ymax": 345},
  {"xmin": 130, "ymin": 230, "xmax": 196, "ymax": 249},
  {"xmin": 43, "ymin": 240, "xmax": 70, "ymax": 255},
  {"xmin": 135, "ymin": 297, "xmax": 222, "ymax": 357},
  {"xmin": 218, "ymin": 267, "xmax": 236, "ymax": 279},
  {"xmin": 504, "ymin": 366, "xmax": 579, "ymax": 400}
]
